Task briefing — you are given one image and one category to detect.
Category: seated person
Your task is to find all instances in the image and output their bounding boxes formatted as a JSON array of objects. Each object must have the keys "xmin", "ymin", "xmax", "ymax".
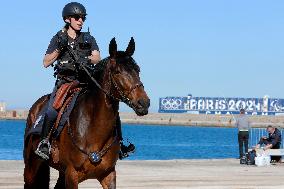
[{"xmin": 255, "ymin": 125, "xmax": 282, "ymax": 162}]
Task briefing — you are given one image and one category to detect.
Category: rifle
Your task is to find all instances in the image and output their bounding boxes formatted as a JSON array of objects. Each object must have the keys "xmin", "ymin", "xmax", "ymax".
[{"xmin": 65, "ymin": 46, "xmax": 108, "ymax": 93}]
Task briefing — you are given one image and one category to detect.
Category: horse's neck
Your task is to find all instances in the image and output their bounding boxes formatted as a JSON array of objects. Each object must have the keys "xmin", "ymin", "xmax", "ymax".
[
  {"xmin": 94, "ymin": 67, "xmax": 119, "ymax": 116},
  {"xmin": 75, "ymin": 70, "xmax": 119, "ymax": 136},
  {"xmin": 88, "ymin": 87, "xmax": 119, "ymax": 119}
]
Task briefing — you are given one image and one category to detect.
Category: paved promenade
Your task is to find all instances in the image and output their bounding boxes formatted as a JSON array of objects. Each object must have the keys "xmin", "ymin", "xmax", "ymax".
[{"xmin": 1, "ymin": 159, "xmax": 284, "ymax": 189}]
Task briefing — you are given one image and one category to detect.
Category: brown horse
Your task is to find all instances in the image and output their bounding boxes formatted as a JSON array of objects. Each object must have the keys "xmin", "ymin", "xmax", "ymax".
[{"xmin": 24, "ymin": 37, "xmax": 150, "ymax": 189}]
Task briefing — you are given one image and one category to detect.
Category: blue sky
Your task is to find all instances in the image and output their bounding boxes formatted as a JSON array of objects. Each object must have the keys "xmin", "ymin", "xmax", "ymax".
[{"xmin": 0, "ymin": 0, "xmax": 284, "ymax": 112}]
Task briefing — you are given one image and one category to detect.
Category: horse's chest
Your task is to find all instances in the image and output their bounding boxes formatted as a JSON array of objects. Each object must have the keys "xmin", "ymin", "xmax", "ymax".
[{"xmin": 78, "ymin": 157, "xmax": 117, "ymax": 179}]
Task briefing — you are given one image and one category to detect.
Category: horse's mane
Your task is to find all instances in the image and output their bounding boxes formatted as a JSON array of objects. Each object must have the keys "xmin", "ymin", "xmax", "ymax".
[
  {"xmin": 92, "ymin": 57, "xmax": 109, "ymax": 74},
  {"xmin": 79, "ymin": 51, "xmax": 141, "ymax": 92},
  {"xmin": 92, "ymin": 51, "xmax": 140, "ymax": 75}
]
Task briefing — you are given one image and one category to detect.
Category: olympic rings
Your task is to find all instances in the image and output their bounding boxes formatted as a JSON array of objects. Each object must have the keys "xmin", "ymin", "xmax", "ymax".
[{"xmin": 161, "ymin": 98, "xmax": 182, "ymax": 110}]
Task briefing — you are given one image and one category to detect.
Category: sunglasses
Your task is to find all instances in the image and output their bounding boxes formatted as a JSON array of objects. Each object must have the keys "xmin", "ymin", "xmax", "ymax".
[{"xmin": 71, "ymin": 15, "xmax": 86, "ymax": 22}]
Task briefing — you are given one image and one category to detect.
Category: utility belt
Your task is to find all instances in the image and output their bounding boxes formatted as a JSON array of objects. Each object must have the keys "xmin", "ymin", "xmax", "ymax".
[
  {"xmin": 54, "ymin": 60, "xmax": 77, "ymax": 77},
  {"xmin": 56, "ymin": 75, "xmax": 76, "ymax": 82}
]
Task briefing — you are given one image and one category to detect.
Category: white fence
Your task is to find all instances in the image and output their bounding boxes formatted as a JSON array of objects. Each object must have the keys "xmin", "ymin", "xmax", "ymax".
[{"xmin": 249, "ymin": 128, "xmax": 284, "ymax": 148}]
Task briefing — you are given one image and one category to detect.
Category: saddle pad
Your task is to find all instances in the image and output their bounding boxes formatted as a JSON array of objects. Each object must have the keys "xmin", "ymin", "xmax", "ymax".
[
  {"xmin": 25, "ymin": 90, "xmax": 81, "ymax": 140},
  {"xmin": 24, "ymin": 103, "xmax": 48, "ymax": 141}
]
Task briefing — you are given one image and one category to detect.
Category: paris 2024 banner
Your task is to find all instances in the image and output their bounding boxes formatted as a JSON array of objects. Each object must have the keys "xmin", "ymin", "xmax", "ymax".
[{"xmin": 159, "ymin": 95, "xmax": 284, "ymax": 115}]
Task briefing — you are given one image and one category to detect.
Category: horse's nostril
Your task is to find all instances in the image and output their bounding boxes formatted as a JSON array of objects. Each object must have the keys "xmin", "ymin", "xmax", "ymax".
[
  {"xmin": 137, "ymin": 99, "xmax": 150, "ymax": 108},
  {"xmin": 138, "ymin": 99, "xmax": 144, "ymax": 107}
]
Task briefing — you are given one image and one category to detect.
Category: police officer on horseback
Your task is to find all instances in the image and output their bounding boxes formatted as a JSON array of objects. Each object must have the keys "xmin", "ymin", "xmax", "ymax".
[{"xmin": 36, "ymin": 2, "xmax": 135, "ymax": 160}]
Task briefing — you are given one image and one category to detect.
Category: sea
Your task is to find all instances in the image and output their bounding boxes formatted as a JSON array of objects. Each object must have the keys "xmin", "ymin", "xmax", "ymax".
[{"xmin": 0, "ymin": 120, "xmax": 240, "ymax": 160}]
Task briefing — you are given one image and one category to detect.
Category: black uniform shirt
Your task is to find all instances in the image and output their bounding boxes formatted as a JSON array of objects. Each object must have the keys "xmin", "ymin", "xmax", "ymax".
[{"xmin": 45, "ymin": 32, "xmax": 99, "ymax": 55}]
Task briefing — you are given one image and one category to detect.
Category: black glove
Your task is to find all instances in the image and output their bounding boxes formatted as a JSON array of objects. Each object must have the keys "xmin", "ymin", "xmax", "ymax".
[
  {"xmin": 56, "ymin": 31, "xmax": 68, "ymax": 52},
  {"xmin": 77, "ymin": 57, "xmax": 91, "ymax": 65}
]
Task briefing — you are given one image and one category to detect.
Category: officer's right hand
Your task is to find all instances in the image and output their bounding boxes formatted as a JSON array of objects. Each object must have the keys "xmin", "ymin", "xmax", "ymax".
[{"xmin": 56, "ymin": 31, "xmax": 68, "ymax": 52}]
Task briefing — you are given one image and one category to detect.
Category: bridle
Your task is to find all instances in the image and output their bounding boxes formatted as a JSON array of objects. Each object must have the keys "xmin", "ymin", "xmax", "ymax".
[
  {"xmin": 80, "ymin": 59, "xmax": 144, "ymax": 109},
  {"xmin": 109, "ymin": 73, "xmax": 144, "ymax": 109}
]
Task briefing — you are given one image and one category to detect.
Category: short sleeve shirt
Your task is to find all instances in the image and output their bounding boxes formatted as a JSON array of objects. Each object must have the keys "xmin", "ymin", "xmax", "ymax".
[{"xmin": 45, "ymin": 32, "xmax": 99, "ymax": 54}]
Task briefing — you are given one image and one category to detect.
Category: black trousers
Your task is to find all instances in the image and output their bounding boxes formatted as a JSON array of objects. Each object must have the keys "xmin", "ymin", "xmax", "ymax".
[
  {"xmin": 41, "ymin": 79, "xmax": 67, "ymax": 139},
  {"xmin": 238, "ymin": 131, "xmax": 249, "ymax": 158}
]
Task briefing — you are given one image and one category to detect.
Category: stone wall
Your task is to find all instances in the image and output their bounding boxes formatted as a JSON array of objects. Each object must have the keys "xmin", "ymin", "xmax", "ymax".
[
  {"xmin": 1, "ymin": 110, "xmax": 284, "ymax": 128},
  {"xmin": 119, "ymin": 112, "xmax": 284, "ymax": 128}
]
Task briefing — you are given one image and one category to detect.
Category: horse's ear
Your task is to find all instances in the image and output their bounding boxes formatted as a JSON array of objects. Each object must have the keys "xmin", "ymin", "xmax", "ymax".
[
  {"xmin": 125, "ymin": 37, "xmax": 135, "ymax": 56},
  {"xmin": 109, "ymin": 37, "xmax": 117, "ymax": 58}
]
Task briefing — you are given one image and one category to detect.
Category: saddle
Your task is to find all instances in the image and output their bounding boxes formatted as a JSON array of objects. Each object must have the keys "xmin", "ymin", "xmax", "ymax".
[
  {"xmin": 53, "ymin": 80, "xmax": 80, "ymax": 110},
  {"xmin": 51, "ymin": 80, "xmax": 82, "ymax": 137},
  {"xmin": 25, "ymin": 80, "xmax": 82, "ymax": 141}
]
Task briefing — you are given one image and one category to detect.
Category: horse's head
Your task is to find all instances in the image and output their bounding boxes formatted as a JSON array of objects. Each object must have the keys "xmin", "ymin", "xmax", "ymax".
[{"xmin": 107, "ymin": 37, "xmax": 150, "ymax": 116}]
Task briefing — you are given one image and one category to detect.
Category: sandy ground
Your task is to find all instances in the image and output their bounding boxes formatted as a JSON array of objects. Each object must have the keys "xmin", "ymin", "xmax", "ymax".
[{"xmin": 0, "ymin": 159, "xmax": 283, "ymax": 189}]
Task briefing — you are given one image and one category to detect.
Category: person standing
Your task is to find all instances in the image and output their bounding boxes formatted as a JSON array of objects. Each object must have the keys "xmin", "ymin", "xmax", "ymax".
[{"xmin": 235, "ymin": 109, "xmax": 250, "ymax": 158}]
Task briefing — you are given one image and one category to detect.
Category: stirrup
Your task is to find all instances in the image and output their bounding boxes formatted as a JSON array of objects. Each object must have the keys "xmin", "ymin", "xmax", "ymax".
[
  {"xmin": 127, "ymin": 143, "xmax": 135, "ymax": 154},
  {"xmin": 119, "ymin": 141, "xmax": 135, "ymax": 160},
  {"xmin": 35, "ymin": 139, "xmax": 51, "ymax": 160},
  {"xmin": 119, "ymin": 151, "xmax": 129, "ymax": 160}
]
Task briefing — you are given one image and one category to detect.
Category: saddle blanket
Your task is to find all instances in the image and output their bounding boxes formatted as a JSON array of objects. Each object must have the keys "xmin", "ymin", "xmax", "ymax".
[{"xmin": 25, "ymin": 89, "xmax": 81, "ymax": 140}]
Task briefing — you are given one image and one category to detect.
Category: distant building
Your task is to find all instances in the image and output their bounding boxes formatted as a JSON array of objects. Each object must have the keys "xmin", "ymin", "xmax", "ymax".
[{"xmin": 0, "ymin": 102, "xmax": 6, "ymax": 112}]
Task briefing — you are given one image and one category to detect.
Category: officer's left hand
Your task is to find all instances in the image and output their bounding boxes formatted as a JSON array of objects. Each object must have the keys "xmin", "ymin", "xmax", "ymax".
[{"xmin": 77, "ymin": 57, "xmax": 91, "ymax": 65}]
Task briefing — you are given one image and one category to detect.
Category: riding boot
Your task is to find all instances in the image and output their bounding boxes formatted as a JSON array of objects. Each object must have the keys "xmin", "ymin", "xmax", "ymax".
[
  {"xmin": 116, "ymin": 115, "xmax": 123, "ymax": 141},
  {"xmin": 41, "ymin": 114, "xmax": 52, "ymax": 140},
  {"xmin": 116, "ymin": 115, "xmax": 136, "ymax": 159},
  {"xmin": 35, "ymin": 114, "xmax": 54, "ymax": 160}
]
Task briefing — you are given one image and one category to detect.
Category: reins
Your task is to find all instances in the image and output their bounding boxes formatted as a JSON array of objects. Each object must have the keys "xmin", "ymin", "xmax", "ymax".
[
  {"xmin": 65, "ymin": 46, "xmax": 143, "ymax": 163},
  {"xmin": 66, "ymin": 46, "xmax": 143, "ymax": 107}
]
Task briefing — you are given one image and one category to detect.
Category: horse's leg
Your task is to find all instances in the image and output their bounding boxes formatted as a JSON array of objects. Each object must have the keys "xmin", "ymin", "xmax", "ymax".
[
  {"xmin": 54, "ymin": 171, "xmax": 66, "ymax": 189},
  {"xmin": 24, "ymin": 137, "xmax": 50, "ymax": 189},
  {"xmin": 64, "ymin": 166, "xmax": 79, "ymax": 189},
  {"xmin": 24, "ymin": 160, "xmax": 50, "ymax": 189},
  {"xmin": 99, "ymin": 170, "xmax": 116, "ymax": 189}
]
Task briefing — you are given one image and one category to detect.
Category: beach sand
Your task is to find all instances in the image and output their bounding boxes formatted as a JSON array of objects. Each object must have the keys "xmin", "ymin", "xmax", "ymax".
[{"xmin": 0, "ymin": 159, "xmax": 283, "ymax": 189}]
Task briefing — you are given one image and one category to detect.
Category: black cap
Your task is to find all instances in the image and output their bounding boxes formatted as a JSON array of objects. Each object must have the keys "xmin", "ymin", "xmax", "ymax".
[
  {"xmin": 240, "ymin": 109, "xmax": 245, "ymax": 113},
  {"xmin": 62, "ymin": 2, "xmax": 87, "ymax": 19}
]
